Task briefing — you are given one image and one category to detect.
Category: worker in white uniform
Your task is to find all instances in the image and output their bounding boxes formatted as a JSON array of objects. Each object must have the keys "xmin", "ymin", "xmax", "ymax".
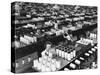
[
  {"xmin": 63, "ymin": 30, "xmax": 73, "ymax": 43},
  {"xmin": 41, "ymin": 42, "xmax": 52, "ymax": 57}
]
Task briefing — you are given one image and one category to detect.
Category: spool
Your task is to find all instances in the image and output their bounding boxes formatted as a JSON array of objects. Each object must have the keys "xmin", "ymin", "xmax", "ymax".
[
  {"xmin": 69, "ymin": 63, "xmax": 76, "ymax": 69},
  {"xmin": 37, "ymin": 62, "xmax": 42, "ymax": 70},
  {"xmin": 61, "ymin": 50, "xmax": 65, "ymax": 58},
  {"xmin": 51, "ymin": 59, "xmax": 56, "ymax": 64},
  {"xmin": 59, "ymin": 50, "xmax": 62, "ymax": 57},
  {"xmin": 65, "ymin": 52, "xmax": 68, "ymax": 59},
  {"xmin": 28, "ymin": 57, "xmax": 31, "ymax": 62},
  {"xmin": 79, "ymin": 57, "xmax": 84, "ymax": 60},
  {"xmin": 88, "ymin": 50, "xmax": 93, "ymax": 54},
  {"xmin": 70, "ymin": 49, "xmax": 73, "ymax": 59},
  {"xmin": 47, "ymin": 57, "xmax": 52, "ymax": 62},
  {"xmin": 51, "ymin": 64, "xmax": 56, "ymax": 71},
  {"xmin": 33, "ymin": 59, "xmax": 38, "ymax": 68},
  {"xmin": 91, "ymin": 48, "xmax": 96, "ymax": 52},
  {"xmin": 56, "ymin": 49, "xmax": 59, "ymax": 55},
  {"xmin": 75, "ymin": 59, "xmax": 81, "ymax": 65},
  {"xmin": 46, "ymin": 61, "xmax": 51, "ymax": 67},
  {"xmin": 73, "ymin": 50, "xmax": 76, "ymax": 57},
  {"xmin": 85, "ymin": 53, "xmax": 90, "ymax": 56},
  {"xmin": 42, "ymin": 59, "xmax": 47, "ymax": 65},
  {"xmin": 56, "ymin": 61, "xmax": 61, "ymax": 69},
  {"xmin": 45, "ymin": 66, "xmax": 51, "ymax": 72},
  {"xmin": 67, "ymin": 52, "xmax": 71, "ymax": 61},
  {"xmin": 15, "ymin": 62, "xmax": 19, "ymax": 68},
  {"xmin": 94, "ymin": 46, "xmax": 97, "ymax": 49},
  {"xmin": 41, "ymin": 64, "xmax": 46, "ymax": 72},
  {"xmin": 43, "ymin": 55, "xmax": 48, "ymax": 60},
  {"xmin": 64, "ymin": 68, "xmax": 69, "ymax": 71}
]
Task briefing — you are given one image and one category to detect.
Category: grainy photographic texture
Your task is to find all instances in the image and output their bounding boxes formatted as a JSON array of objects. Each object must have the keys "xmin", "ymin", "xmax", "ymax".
[{"xmin": 11, "ymin": 1, "xmax": 97, "ymax": 73}]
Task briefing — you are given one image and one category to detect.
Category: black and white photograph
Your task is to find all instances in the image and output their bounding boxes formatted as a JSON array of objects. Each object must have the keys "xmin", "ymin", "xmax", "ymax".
[{"xmin": 11, "ymin": 1, "xmax": 97, "ymax": 73}]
